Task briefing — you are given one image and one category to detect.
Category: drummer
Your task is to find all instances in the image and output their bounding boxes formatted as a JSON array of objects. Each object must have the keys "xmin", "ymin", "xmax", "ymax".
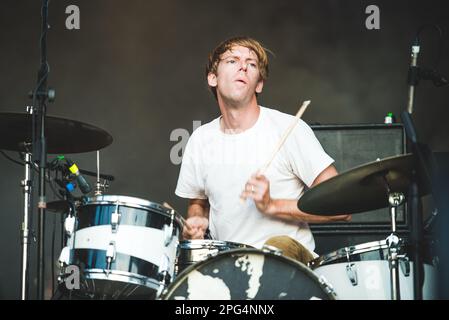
[{"xmin": 175, "ymin": 36, "xmax": 351, "ymax": 265}]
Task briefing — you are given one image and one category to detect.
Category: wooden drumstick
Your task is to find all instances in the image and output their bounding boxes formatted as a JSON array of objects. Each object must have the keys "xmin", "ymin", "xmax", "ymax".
[
  {"xmin": 163, "ymin": 201, "xmax": 190, "ymax": 229},
  {"xmin": 240, "ymin": 100, "xmax": 311, "ymax": 202},
  {"xmin": 259, "ymin": 100, "xmax": 311, "ymax": 174}
]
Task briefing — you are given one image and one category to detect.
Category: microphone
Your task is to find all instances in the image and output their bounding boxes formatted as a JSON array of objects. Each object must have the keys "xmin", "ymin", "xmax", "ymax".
[
  {"xmin": 406, "ymin": 37, "xmax": 420, "ymax": 114},
  {"xmin": 66, "ymin": 159, "xmax": 92, "ymax": 194}
]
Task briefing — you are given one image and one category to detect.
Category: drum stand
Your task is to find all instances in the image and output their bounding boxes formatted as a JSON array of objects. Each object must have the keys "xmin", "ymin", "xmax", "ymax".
[{"xmin": 386, "ymin": 192, "xmax": 405, "ymax": 300}]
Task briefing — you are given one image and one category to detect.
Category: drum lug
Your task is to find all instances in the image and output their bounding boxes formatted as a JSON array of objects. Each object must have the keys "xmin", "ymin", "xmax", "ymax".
[
  {"xmin": 262, "ymin": 244, "xmax": 283, "ymax": 256},
  {"xmin": 58, "ymin": 246, "xmax": 72, "ymax": 266},
  {"xmin": 206, "ymin": 249, "xmax": 220, "ymax": 259},
  {"xmin": 111, "ymin": 210, "xmax": 121, "ymax": 233},
  {"xmin": 163, "ymin": 224, "xmax": 174, "ymax": 246},
  {"xmin": 399, "ymin": 255, "xmax": 410, "ymax": 277},
  {"xmin": 345, "ymin": 263, "xmax": 358, "ymax": 286},
  {"xmin": 163, "ymin": 209, "xmax": 177, "ymax": 246},
  {"xmin": 64, "ymin": 215, "xmax": 76, "ymax": 237},
  {"xmin": 105, "ymin": 241, "xmax": 116, "ymax": 274},
  {"xmin": 318, "ymin": 275, "xmax": 338, "ymax": 299},
  {"xmin": 57, "ymin": 246, "xmax": 72, "ymax": 286},
  {"xmin": 157, "ymin": 254, "xmax": 172, "ymax": 287}
]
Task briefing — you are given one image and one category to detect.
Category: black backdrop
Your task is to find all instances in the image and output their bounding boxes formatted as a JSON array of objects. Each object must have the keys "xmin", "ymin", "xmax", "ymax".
[{"xmin": 0, "ymin": 0, "xmax": 448, "ymax": 299}]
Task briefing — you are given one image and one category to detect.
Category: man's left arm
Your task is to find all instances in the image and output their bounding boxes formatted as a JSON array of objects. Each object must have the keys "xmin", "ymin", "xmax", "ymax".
[{"xmin": 241, "ymin": 165, "xmax": 352, "ymax": 223}]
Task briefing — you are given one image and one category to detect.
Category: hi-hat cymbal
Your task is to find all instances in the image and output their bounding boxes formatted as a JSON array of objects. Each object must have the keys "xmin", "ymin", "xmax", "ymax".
[
  {"xmin": 47, "ymin": 198, "xmax": 84, "ymax": 213},
  {"xmin": 298, "ymin": 153, "xmax": 429, "ymax": 215},
  {"xmin": 0, "ymin": 112, "xmax": 113, "ymax": 154},
  {"xmin": 47, "ymin": 200, "xmax": 72, "ymax": 213}
]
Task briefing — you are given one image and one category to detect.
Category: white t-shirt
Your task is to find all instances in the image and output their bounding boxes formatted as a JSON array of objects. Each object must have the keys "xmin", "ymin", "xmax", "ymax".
[{"xmin": 175, "ymin": 106, "xmax": 334, "ymax": 253}]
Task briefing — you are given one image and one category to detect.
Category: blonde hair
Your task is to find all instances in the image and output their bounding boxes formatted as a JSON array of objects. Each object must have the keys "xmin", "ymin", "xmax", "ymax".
[{"xmin": 206, "ymin": 36, "xmax": 270, "ymax": 98}]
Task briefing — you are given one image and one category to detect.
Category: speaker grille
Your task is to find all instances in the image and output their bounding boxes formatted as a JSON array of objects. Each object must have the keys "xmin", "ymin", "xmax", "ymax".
[{"xmin": 310, "ymin": 124, "xmax": 406, "ymax": 230}]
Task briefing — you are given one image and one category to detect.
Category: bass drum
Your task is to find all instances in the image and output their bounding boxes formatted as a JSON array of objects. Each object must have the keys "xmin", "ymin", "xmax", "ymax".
[{"xmin": 162, "ymin": 248, "xmax": 337, "ymax": 300}]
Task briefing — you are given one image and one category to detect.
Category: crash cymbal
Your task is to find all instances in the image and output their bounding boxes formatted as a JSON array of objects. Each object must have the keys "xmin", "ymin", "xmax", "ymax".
[
  {"xmin": 0, "ymin": 112, "xmax": 113, "ymax": 154},
  {"xmin": 299, "ymin": 153, "xmax": 429, "ymax": 215}
]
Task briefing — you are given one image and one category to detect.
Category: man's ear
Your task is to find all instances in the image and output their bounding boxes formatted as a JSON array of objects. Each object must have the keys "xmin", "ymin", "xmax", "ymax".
[
  {"xmin": 255, "ymin": 79, "xmax": 264, "ymax": 93},
  {"xmin": 207, "ymin": 72, "xmax": 218, "ymax": 87}
]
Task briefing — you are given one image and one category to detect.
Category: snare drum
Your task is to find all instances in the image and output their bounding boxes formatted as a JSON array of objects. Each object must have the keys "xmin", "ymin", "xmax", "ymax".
[
  {"xmin": 162, "ymin": 248, "xmax": 337, "ymax": 300},
  {"xmin": 309, "ymin": 240, "xmax": 438, "ymax": 300},
  {"xmin": 59, "ymin": 195, "xmax": 183, "ymax": 299},
  {"xmin": 175, "ymin": 240, "xmax": 251, "ymax": 275}
]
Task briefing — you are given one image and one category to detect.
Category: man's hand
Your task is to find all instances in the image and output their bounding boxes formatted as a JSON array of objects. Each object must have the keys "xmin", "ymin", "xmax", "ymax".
[
  {"xmin": 182, "ymin": 216, "xmax": 209, "ymax": 239},
  {"xmin": 239, "ymin": 166, "xmax": 352, "ymax": 224},
  {"xmin": 240, "ymin": 172, "xmax": 273, "ymax": 215}
]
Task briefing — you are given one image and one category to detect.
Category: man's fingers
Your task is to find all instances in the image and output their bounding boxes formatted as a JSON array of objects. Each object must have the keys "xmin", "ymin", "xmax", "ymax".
[
  {"xmin": 184, "ymin": 222, "xmax": 193, "ymax": 231},
  {"xmin": 182, "ymin": 222, "xmax": 199, "ymax": 238},
  {"xmin": 182, "ymin": 216, "xmax": 209, "ymax": 240},
  {"xmin": 252, "ymin": 172, "xmax": 267, "ymax": 181},
  {"xmin": 193, "ymin": 229, "xmax": 205, "ymax": 239},
  {"xmin": 248, "ymin": 178, "xmax": 267, "ymax": 189},
  {"xmin": 182, "ymin": 230, "xmax": 192, "ymax": 239},
  {"xmin": 183, "ymin": 227, "xmax": 200, "ymax": 239},
  {"xmin": 184, "ymin": 227, "xmax": 204, "ymax": 240},
  {"xmin": 182, "ymin": 229, "xmax": 195, "ymax": 238},
  {"xmin": 241, "ymin": 190, "xmax": 264, "ymax": 202},
  {"xmin": 243, "ymin": 173, "xmax": 270, "ymax": 202},
  {"xmin": 240, "ymin": 191, "xmax": 249, "ymax": 200}
]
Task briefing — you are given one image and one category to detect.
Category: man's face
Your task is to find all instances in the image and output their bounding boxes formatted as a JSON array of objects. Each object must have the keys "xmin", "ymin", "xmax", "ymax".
[{"xmin": 208, "ymin": 45, "xmax": 264, "ymax": 105}]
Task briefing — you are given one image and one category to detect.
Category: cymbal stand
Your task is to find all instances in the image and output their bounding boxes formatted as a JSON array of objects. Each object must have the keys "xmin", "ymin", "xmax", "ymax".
[
  {"xmin": 386, "ymin": 192, "xmax": 405, "ymax": 300},
  {"xmin": 20, "ymin": 150, "xmax": 33, "ymax": 300},
  {"xmin": 94, "ymin": 150, "xmax": 109, "ymax": 196}
]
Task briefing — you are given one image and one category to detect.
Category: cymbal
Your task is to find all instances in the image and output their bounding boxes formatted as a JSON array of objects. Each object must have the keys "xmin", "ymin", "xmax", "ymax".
[
  {"xmin": 0, "ymin": 112, "xmax": 113, "ymax": 154},
  {"xmin": 299, "ymin": 154, "xmax": 429, "ymax": 215},
  {"xmin": 47, "ymin": 200, "xmax": 71, "ymax": 213}
]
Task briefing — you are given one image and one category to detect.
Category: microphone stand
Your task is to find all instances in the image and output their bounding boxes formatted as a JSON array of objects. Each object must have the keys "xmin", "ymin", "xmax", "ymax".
[
  {"xmin": 402, "ymin": 26, "xmax": 448, "ymax": 299},
  {"xmin": 404, "ymin": 35, "xmax": 423, "ymax": 300},
  {"xmin": 401, "ymin": 112, "xmax": 439, "ymax": 300},
  {"xmin": 33, "ymin": 0, "xmax": 55, "ymax": 300}
]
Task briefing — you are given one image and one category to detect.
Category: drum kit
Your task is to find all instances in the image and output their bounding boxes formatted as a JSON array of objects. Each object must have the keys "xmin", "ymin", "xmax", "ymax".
[
  {"xmin": 0, "ymin": 109, "xmax": 438, "ymax": 300},
  {"xmin": 300, "ymin": 153, "xmax": 438, "ymax": 300}
]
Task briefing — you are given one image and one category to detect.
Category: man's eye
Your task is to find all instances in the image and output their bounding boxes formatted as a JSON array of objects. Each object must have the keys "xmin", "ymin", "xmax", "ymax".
[
  {"xmin": 249, "ymin": 63, "xmax": 257, "ymax": 68},
  {"xmin": 227, "ymin": 59, "xmax": 236, "ymax": 64}
]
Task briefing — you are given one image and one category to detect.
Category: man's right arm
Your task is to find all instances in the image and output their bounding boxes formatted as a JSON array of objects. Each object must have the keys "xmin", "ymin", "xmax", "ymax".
[{"xmin": 182, "ymin": 198, "xmax": 210, "ymax": 239}]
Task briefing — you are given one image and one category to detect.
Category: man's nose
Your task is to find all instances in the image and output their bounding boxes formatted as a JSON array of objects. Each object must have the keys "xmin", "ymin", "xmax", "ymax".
[{"xmin": 239, "ymin": 61, "xmax": 248, "ymax": 71}]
